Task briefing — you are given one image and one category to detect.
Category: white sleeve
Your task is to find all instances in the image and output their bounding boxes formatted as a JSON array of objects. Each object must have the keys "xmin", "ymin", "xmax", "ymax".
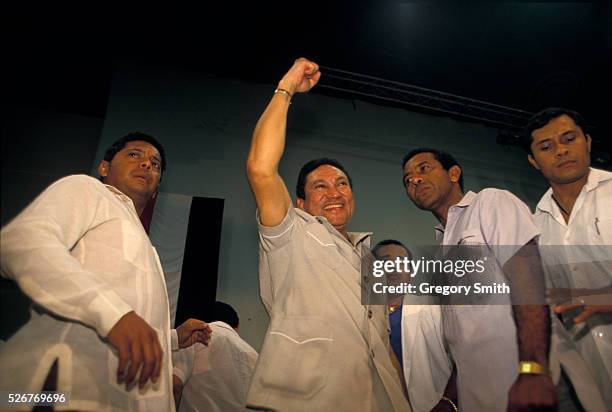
[
  {"xmin": 256, "ymin": 206, "xmax": 297, "ymax": 252},
  {"xmin": 172, "ymin": 346, "xmax": 195, "ymax": 384},
  {"xmin": 478, "ymin": 189, "xmax": 540, "ymax": 266},
  {"xmin": 0, "ymin": 175, "xmax": 133, "ymax": 337}
]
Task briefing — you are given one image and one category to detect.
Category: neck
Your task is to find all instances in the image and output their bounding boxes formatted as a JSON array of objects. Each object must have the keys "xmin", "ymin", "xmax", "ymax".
[
  {"xmin": 550, "ymin": 171, "xmax": 589, "ymax": 216},
  {"xmin": 389, "ymin": 296, "xmax": 403, "ymax": 307},
  {"xmin": 336, "ymin": 226, "xmax": 350, "ymax": 241},
  {"xmin": 433, "ymin": 189, "xmax": 464, "ymax": 227},
  {"xmin": 131, "ymin": 195, "xmax": 149, "ymax": 217}
]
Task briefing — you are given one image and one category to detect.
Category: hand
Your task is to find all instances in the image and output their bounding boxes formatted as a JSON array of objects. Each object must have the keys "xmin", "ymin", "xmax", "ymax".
[
  {"xmin": 507, "ymin": 374, "xmax": 557, "ymax": 412},
  {"xmin": 548, "ymin": 287, "xmax": 612, "ymax": 322},
  {"xmin": 177, "ymin": 318, "xmax": 212, "ymax": 348},
  {"xmin": 106, "ymin": 311, "xmax": 162, "ymax": 390},
  {"xmin": 277, "ymin": 57, "xmax": 321, "ymax": 96},
  {"xmin": 554, "ymin": 303, "xmax": 612, "ymax": 323}
]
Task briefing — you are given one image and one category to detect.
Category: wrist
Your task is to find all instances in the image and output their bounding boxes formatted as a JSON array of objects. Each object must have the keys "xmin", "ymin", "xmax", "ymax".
[
  {"xmin": 277, "ymin": 80, "xmax": 296, "ymax": 96},
  {"xmin": 518, "ymin": 360, "xmax": 549, "ymax": 376}
]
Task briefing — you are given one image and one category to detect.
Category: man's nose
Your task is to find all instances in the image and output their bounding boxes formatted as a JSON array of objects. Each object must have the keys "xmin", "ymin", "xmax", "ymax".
[
  {"xmin": 410, "ymin": 176, "xmax": 424, "ymax": 186},
  {"xmin": 326, "ymin": 185, "xmax": 342, "ymax": 197},
  {"xmin": 555, "ymin": 145, "xmax": 569, "ymax": 157},
  {"xmin": 140, "ymin": 159, "xmax": 152, "ymax": 169}
]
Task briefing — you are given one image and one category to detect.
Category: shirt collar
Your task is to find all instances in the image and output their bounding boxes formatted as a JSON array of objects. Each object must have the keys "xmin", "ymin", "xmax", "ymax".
[
  {"xmin": 210, "ymin": 321, "xmax": 238, "ymax": 335},
  {"xmin": 104, "ymin": 184, "xmax": 139, "ymax": 215},
  {"xmin": 347, "ymin": 231, "xmax": 372, "ymax": 247},
  {"xmin": 536, "ymin": 167, "xmax": 612, "ymax": 215},
  {"xmin": 312, "ymin": 214, "xmax": 372, "ymax": 247},
  {"xmin": 434, "ymin": 191, "xmax": 477, "ymax": 236}
]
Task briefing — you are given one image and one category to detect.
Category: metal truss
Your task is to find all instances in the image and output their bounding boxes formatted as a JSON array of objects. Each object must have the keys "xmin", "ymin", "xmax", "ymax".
[{"xmin": 317, "ymin": 65, "xmax": 533, "ymax": 130}]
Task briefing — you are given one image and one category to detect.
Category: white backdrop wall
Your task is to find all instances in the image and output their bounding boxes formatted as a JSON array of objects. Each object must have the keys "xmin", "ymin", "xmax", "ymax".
[{"xmin": 93, "ymin": 63, "xmax": 549, "ymax": 349}]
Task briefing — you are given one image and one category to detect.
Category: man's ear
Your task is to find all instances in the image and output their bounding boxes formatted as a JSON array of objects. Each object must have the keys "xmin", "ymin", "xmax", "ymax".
[
  {"xmin": 527, "ymin": 154, "xmax": 540, "ymax": 170},
  {"xmin": 449, "ymin": 165, "xmax": 462, "ymax": 185},
  {"xmin": 296, "ymin": 197, "xmax": 305, "ymax": 211},
  {"xmin": 586, "ymin": 134, "xmax": 592, "ymax": 153},
  {"xmin": 98, "ymin": 160, "xmax": 110, "ymax": 180}
]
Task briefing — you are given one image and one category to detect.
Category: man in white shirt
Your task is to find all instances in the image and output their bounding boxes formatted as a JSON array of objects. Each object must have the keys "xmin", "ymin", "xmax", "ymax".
[
  {"xmin": 523, "ymin": 107, "xmax": 611, "ymax": 410},
  {"xmin": 402, "ymin": 148, "xmax": 556, "ymax": 411},
  {"xmin": 0, "ymin": 133, "xmax": 211, "ymax": 411},
  {"xmin": 172, "ymin": 302, "xmax": 258, "ymax": 412},
  {"xmin": 245, "ymin": 58, "xmax": 409, "ymax": 412}
]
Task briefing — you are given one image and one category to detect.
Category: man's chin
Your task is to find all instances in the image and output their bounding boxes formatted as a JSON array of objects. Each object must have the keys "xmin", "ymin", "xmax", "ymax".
[{"xmin": 550, "ymin": 168, "xmax": 589, "ymax": 185}]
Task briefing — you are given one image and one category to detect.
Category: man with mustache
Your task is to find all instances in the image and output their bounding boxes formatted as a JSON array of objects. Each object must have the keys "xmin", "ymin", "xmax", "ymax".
[
  {"xmin": 402, "ymin": 148, "xmax": 556, "ymax": 411},
  {"xmin": 0, "ymin": 133, "xmax": 211, "ymax": 411},
  {"xmin": 245, "ymin": 58, "xmax": 409, "ymax": 411},
  {"xmin": 523, "ymin": 108, "xmax": 611, "ymax": 410}
]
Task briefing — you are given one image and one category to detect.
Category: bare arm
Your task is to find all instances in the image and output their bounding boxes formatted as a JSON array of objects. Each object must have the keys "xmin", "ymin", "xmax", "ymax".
[
  {"xmin": 172, "ymin": 374, "xmax": 183, "ymax": 410},
  {"xmin": 246, "ymin": 58, "xmax": 321, "ymax": 226},
  {"xmin": 504, "ymin": 240, "xmax": 556, "ymax": 411}
]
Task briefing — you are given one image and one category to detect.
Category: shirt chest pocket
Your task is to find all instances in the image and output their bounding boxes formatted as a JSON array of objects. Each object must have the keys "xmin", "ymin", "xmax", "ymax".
[
  {"xmin": 303, "ymin": 223, "xmax": 343, "ymax": 270},
  {"xmin": 593, "ymin": 217, "xmax": 612, "ymax": 244},
  {"xmin": 257, "ymin": 316, "xmax": 334, "ymax": 398},
  {"xmin": 121, "ymin": 220, "xmax": 150, "ymax": 271},
  {"xmin": 457, "ymin": 229, "xmax": 486, "ymax": 245}
]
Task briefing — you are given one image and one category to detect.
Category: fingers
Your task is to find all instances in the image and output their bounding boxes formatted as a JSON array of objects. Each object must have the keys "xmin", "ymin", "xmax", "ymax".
[
  {"xmin": 139, "ymin": 338, "xmax": 156, "ymax": 389},
  {"xmin": 116, "ymin": 343, "xmax": 129, "ymax": 384},
  {"xmin": 553, "ymin": 303, "xmax": 582, "ymax": 314},
  {"xmin": 125, "ymin": 342, "xmax": 141, "ymax": 389},
  {"xmin": 573, "ymin": 307, "xmax": 595, "ymax": 323},
  {"xmin": 281, "ymin": 57, "xmax": 321, "ymax": 94},
  {"xmin": 178, "ymin": 319, "xmax": 213, "ymax": 348},
  {"xmin": 151, "ymin": 336, "xmax": 162, "ymax": 384}
]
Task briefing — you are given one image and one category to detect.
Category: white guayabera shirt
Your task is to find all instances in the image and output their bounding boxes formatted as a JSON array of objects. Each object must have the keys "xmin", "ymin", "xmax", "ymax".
[
  {"xmin": 535, "ymin": 167, "xmax": 612, "ymax": 410},
  {"xmin": 173, "ymin": 321, "xmax": 258, "ymax": 412},
  {"xmin": 0, "ymin": 175, "xmax": 177, "ymax": 412}
]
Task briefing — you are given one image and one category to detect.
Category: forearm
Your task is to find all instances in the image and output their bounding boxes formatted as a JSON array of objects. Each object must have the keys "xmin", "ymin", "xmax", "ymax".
[
  {"xmin": 512, "ymin": 305, "xmax": 550, "ymax": 366},
  {"xmin": 505, "ymin": 241, "xmax": 550, "ymax": 366},
  {"xmin": 246, "ymin": 90, "xmax": 291, "ymax": 180}
]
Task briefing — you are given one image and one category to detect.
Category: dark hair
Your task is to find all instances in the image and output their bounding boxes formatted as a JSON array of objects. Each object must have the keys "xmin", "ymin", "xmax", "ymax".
[
  {"xmin": 103, "ymin": 132, "xmax": 167, "ymax": 172},
  {"xmin": 522, "ymin": 108, "xmax": 588, "ymax": 154},
  {"xmin": 402, "ymin": 148, "xmax": 464, "ymax": 191},
  {"xmin": 296, "ymin": 158, "xmax": 353, "ymax": 200},
  {"xmin": 210, "ymin": 301, "xmax": 240, "ymax": 328},
  {"xmin": 372, "ymin": 239, "xmax": 412, "ymax": 259}
]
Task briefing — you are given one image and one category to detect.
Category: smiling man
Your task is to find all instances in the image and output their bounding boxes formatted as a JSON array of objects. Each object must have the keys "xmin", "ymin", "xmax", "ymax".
[
  {"xmin": 245, "ymin": 58, "xmax": 409, "ymax": 412},
  {"xmin": 524, "ymin": 108, "xmax": 612, "ymax": 410},
  {"xmin": 0, "ymin": 132, "xmax": 211, "ymax": 411}
]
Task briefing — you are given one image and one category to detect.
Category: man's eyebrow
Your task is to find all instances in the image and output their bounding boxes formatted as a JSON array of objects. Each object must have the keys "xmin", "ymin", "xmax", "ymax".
[
  {"xmin": 406, "ymin": 160, "xmax": 429, "ymax": 172},
  {"xmin": 534, "ymin": 137, "xmax": 552, "ymax": 145},
  {"xmin": 536, "ymin": 129, "xmax": 576, "ymax": 143},
  {"xmin": 560, "ymin": 130, "xmax": 577, "ymax": 138}
]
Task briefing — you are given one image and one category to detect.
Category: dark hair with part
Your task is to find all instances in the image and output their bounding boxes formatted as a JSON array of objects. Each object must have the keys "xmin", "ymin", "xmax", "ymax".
[
  {"xmin": 296, "ymin": 158, "xmax": 353, "ymax": 200},
  {"xmin": 402, "ymin": 148, "xmax": 464, "ymax": 190},
  {"xmin": 104, "ymin": 132, "xmax": 167, "ymax": 172},
  {"xmin": 521, "ymin": 108, "xmax": 588, "ymax": 154},
  {"xmin": 372, "ymin": 239, "xmax": 412, "ymax": 259}
]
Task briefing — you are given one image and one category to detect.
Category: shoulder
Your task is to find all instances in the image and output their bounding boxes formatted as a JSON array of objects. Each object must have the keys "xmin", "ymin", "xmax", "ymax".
[
  {"xmin": 46, "ymin": 174, "xmax": 105, "ymax": 195},
  {"xmin": 475, "ymin": 188, "xmax": 530, "ymax": 211}
]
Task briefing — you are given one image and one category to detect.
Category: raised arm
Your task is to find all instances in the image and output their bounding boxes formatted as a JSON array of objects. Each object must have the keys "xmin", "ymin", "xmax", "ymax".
[{"xmin": 246, "ymin": 57, "xmax": 321, "ymax": 226}]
